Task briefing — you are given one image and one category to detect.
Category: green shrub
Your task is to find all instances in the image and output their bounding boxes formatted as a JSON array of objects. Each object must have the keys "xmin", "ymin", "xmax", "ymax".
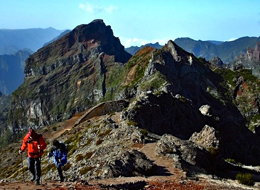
[
  {"xmin": 140, "ymin": 128, "xmax": 148, "ymax": 136},
  {"xmin": 79, "ymin": 166, "xmax": 92, "ymax": 175},
  {"xmin": 96, "ymin": 139, "xmax": 103, "ymax": 145},
  {"xmin": 63, "ymin": 162, "xmax": 72, "ymax": 171},
  {"xmin": 207, "ymin": 147, "xmax": 219, "ymax": 155},
  {"xmin": 98, "ymin": 129, "xmax": 112, "ymax": 138},
  {"xmin": 236, "ymin": 173, "xmax": 254, "ymax": 186},
  {"xmin": 75, "ymin": 154, "xmax": 84, "ymax": 162},
  {"xmin": 226, "ymin": 158, "xmax": 236, "ymax": 164},
  {"xmin": 139, "ymin": 73, "xmax": 166, "ymax": 90},
  {"xmin": 85, "ymin": 151, "xmax": 94, "ymax": 159},
  {"xmin": 127, "ymin": 120, "xmax": 138, "ymax": 126},
  {"xmin": 42, "ymin": 163, "xmax": 56, "ymax": 175}
]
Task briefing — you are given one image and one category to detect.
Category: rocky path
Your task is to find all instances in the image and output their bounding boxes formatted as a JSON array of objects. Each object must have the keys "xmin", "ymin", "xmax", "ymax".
[{"xmin": 0, "ymin": 142, "xmax": 258, "ymax": 189}]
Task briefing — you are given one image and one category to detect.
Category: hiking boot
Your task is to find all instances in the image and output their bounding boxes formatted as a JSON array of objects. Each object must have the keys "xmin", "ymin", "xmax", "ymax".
[
  {"xmin": 30, "ymin": 176, "xmax": 35, "ymax": 182},
  {"xmin": 35, "ymin": 180, "xmax": 40, "ymax": 185}
]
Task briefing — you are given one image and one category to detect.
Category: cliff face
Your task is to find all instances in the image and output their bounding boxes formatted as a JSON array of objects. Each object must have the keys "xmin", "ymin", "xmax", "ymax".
[
  {"xmin": 228, "ymin": 41, "xmax": 260, "ymax": 78},
  {"xmin": 8, "ymin": 19, "xmax": 131, "ymax": 131},
  {"xmin": 236, "ymin": 42, "xmax": 260, "ymax": 62}
]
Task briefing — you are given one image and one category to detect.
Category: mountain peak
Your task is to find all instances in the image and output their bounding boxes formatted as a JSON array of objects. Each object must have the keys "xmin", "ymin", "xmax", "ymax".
[
  {"xmin": 165, "ymin": 40, "xmax": 191, "ymax": 62},
  {"xmin": 25, "ymin": 20, "xmax": 131, "ymax": 77}
]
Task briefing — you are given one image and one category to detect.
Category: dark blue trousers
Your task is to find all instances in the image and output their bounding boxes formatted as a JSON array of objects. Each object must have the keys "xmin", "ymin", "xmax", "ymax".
[
  {"xmin": 28, "ymin": 157, "xmax": 41, "ymax": 181},
  {"xmin": 57, "ymin": 163, "xmax": 64, "ymax": 182}
]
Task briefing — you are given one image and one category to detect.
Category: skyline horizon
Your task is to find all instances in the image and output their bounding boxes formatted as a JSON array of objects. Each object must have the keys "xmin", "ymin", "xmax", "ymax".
[
  {"xmin": 0, "ymin": 1, "xmax": 259, "ymax": 48},
  {"xmin": 0, "ymin": 23, "xmax": 259, "ymax": 48}
]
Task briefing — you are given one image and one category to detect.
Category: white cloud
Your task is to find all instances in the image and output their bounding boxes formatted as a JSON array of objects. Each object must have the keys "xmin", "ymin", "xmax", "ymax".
[
  {"xmin": 79, "ymin": 2, "xmax": 117, "ymax": 14},
  {"xmin": 120, "ymin": 37, "xmax": 168, "ymax": 48},
  {"xmin": 104, "ymin": 5, "xmax": 117, "ymax": 14},
  {"xmin": 228, "ymin": 38, "xmax": 237, "ymax": 42}
]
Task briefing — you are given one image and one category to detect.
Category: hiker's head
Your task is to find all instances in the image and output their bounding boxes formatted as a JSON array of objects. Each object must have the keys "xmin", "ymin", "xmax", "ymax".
[
  {"xmin": 53, "ymin": 140, "xmax": 60, "ymax": 148},
  {"xmin": 28, "ymin": 127, "xmax": 37, "ymax": 138}
]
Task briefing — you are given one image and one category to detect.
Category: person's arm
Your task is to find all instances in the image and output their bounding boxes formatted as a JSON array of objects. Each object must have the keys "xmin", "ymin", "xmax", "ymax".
[
  {"xmin": 48, "ymin": 146, "xmax": 55, "ymax": 157},
  {"xmin": 20, "ymin": 135, "xmax": 29, "ymax": 152}
]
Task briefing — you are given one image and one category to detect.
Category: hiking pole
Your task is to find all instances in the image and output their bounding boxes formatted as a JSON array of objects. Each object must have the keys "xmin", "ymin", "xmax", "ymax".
[{"xmin": 20, "ymin": 153, "xmax": 25, "ymax": 183}]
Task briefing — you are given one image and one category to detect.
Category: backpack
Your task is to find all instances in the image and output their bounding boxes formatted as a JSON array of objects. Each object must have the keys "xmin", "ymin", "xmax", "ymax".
[{"xmin": 60, "ymin": 142, "xmax": 68, "ymax": 154}]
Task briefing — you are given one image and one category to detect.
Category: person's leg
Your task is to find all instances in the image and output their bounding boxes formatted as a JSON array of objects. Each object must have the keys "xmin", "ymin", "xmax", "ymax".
[
  {"xmin": 35, "ymin": 157, "xmax": 41, "ymax": 185},
  {"xmin": 57, "ymin": 164, "xmax": 64, "ymax": 182},
  {"xmin": 27, "ymin": 157, "xmax": 35, "ymax": 181}
]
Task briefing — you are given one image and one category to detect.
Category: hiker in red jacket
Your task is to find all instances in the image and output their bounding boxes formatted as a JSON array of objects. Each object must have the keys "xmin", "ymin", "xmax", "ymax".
[{"xmin": 19, "ymin": 127, "xmax": 47, "ymax": 185}]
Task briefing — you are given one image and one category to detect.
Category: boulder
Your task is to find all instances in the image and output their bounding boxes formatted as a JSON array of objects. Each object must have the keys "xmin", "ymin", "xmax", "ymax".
[
  {"xmin": 156, "ymin": 134, "xmax": 216, "ymax": 174},
  {"xmin": 189, "ymin": 125, "xmax": 220, "ymax": 150}
]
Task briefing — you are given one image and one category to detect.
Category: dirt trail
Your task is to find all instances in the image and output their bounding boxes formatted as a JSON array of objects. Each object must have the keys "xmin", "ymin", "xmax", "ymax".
[
  {"xmin": 87, "ymin": 142, "xmax": 185, "ymax": 186},
  {"xmin": 44, "ymin": 113, "xmax": 83, "ymax": 140}
]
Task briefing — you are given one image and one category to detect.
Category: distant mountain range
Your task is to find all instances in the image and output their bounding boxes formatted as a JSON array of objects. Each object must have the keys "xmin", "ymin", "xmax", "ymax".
[
  {"xmin": 125, "ymin": 42, "xmax": 162, "ymax": 55},
  {"xmin": 0, "ymin": 50, "xmax": 31, "ymax": 94},
  {"xmin": 125, "ymin": 37, "xmax": 260, "ymax": 63},
  {"xmin": 0, "ymin": 27, "xmax": 66, "ymax": 94},
  {"xmin": 43, "ymin": 30, "xmax": 71, "ymax": 46},
  {"xmin": 0, "ymin": 27, "xmax": 64, "ymax": 55}
]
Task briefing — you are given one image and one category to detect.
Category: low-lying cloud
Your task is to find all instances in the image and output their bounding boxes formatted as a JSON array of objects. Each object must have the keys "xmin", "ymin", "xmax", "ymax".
[
  {"xmin": 79, "ymin": 2, "xmax": 117, "ymax": 14},
  {"xmin": 120, "ymin": 37, "xmax": 167, "ymax": 48}
]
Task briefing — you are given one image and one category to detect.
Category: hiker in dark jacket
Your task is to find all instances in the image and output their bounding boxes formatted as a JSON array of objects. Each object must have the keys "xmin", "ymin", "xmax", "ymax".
[
  {"xmin": 19, "ymin": 127, "xmax": 47, "ymax": 185},
  {"xmin": 48, "ymin": 140, "xmax": 67, "ymax": 182}
]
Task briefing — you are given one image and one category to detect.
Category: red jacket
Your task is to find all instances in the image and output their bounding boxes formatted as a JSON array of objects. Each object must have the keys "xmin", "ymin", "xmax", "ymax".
[{"xmin": 20, "ymin": 133, "xmax": 47, "ymax": 158}]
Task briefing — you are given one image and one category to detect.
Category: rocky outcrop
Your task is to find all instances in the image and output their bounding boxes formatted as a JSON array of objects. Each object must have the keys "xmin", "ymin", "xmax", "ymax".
[
  {"xmin": 122, "ymin": 91, "xmax": 205, "ymax": 139},
  {"xmin": 189, "ymin": 125, "xmax": 220, "ymax": 150},
  {"xmin": 156, "ymin": 134, "xmax": 216, "ymax": 174},
  {"xmin": 230, "ymin": 42, "xmax": 260, "ymax": 74},
  {"xmin": 141, "ymin": 40, "xmax": 223, "ymax": 108},
  {"xmin": 242, "ymin": 42, "xmax": 260, "ymax": 62},
  {"xmin": 209, "ymin": 57, "xmax": 224, "ymax": 67},
  {"xmin": 0, "ymin": 94, "xmax": 11, "ymax": 137},
  {"xmin": 253, "ymin": 42, "xmax": 260, "ymax": 62}
]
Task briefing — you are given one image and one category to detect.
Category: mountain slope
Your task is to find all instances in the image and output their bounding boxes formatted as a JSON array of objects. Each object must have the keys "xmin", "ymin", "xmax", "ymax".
[{"xmin": 120, "ymin": 40, "xmax": 260, "ymax": 165}]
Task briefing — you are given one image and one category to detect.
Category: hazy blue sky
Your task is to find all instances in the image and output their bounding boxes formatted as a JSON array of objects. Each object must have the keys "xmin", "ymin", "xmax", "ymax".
[{"xmin": 0, "ymin": 0, "xmax": 259, "ymax": 47}]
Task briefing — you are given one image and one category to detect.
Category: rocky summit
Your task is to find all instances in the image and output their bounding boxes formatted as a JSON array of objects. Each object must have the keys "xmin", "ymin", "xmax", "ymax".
[{"xmin": 1, "ymin": 20, "xmax": 260, "ymax": 189}]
